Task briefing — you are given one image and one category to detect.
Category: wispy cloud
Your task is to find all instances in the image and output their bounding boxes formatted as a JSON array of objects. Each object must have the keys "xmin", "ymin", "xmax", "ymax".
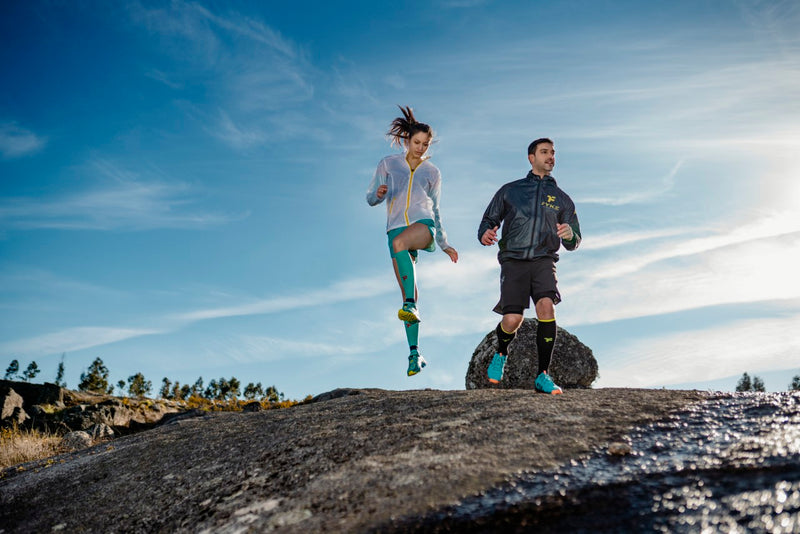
[
  {"xmin": 0, "ymin": 326, "xmax": 162, "ymax": 358},
  {"xmin": 0, "ymin": 160, "xmax": 241, "ymax": 231},
  {"xmin": 595, "ymin": 311, "xmax": 800, "ymax": 388},
  {"xmin": 129, "ymin": 0, "xmax": 316, "ymax": 150},
  {"xmin": 578, "ymin": 160, "xmax": 683, "ymax": 205},
  {"xmin": 174, "ymin": 274, "xmax": 394, "ymax": 322},
  {"xmin": 0, "ymin": 122, "xmax": 46, "ymax": 158}
]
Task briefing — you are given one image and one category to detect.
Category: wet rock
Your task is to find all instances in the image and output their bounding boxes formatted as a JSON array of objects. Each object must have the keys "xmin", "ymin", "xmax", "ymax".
[
  {"xmin": 466, "ymin": 318, "xmax": 598, "ymax": 389},
  {"xmin": 607, "ymin": 442, "xmax": 632, "ymax": 456},
  {"xmin": 61, "ymin": 431, "xmax": 92, "ymax": 451}
]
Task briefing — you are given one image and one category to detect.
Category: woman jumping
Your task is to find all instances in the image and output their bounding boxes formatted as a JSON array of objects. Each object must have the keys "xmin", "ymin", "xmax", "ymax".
[{"xmin": 366, "ymin": 105, "xmax": 458, "ymax": 376}]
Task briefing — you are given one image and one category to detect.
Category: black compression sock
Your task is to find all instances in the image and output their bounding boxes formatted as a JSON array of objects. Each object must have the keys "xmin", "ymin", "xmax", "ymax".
[
  {"xmin": 495, "ymin": 322, "xmax": 516, "ymax": 355},
  {"xmin": 536, "ymin": 319, "xmax": 557, "ymax": 374}
]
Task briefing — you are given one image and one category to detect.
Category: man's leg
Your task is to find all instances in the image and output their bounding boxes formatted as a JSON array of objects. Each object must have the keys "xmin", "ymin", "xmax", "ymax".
[{"xmin": 534, "ymin": 297, "xmax": 562, "ymax": 394}]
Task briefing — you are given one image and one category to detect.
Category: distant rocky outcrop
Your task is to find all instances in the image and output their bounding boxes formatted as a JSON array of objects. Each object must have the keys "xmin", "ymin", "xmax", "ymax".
[
  {"xmin": 466, "ymin": 318, "xmax": 598, "ymax": 389},
  {"xmin": 0, "ymin": 379, "xmax": 186, "ymax": 440}
]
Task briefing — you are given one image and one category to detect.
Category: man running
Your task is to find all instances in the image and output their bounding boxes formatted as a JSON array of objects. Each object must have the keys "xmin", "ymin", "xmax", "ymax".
[{"xmin": 478, "ymin": 138, "xmax": 581, "ymax": 394}]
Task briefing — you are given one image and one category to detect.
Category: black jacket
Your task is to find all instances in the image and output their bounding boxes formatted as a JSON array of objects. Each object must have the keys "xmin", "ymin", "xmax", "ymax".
[{"xmin": 478, "ymin": 171, "xmax": 581, "ymax": 263}]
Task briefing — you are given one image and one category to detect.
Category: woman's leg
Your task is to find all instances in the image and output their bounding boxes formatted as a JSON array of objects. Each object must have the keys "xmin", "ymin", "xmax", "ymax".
[{"xmin": 392, "ymin": 223, "xmax": 432, "ymax": 323}]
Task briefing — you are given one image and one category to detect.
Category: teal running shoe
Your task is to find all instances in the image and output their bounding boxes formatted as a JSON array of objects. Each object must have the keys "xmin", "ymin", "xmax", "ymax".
[
  {"xmin": 407, "ymin": 350, "xmax": 427, "ymax": 376},
  {"xmin": 534, "ymin": 371, "xmax": 563, "ymax": 395},
  {"xmin": 398, "ymin": 302, "xmax": 421, "ymax": 324},
  {"xmin": 487, "ymin": 353, "xmax": 507, "ymax": 384}
]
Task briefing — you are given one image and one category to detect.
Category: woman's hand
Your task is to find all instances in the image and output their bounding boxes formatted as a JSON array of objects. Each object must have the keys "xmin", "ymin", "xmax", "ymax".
[
  {"xmin": 376, "ymin": 184, "xmax": 388, "ymax": 200},
  {"xmin": 444, "ymin": 247, "xmax": 459, "ymax": 263}
]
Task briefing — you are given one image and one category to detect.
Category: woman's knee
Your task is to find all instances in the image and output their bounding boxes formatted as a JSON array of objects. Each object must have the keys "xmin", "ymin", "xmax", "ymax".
[{"xmin": 392, "ymin": 235, "xmax": 406, "ymax": 254}]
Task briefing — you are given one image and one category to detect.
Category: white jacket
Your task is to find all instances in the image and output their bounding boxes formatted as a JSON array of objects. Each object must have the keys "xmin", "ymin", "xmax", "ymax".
[{"xmin": 366, "ymin": 153, "xmax": 452, "ymax": 251}]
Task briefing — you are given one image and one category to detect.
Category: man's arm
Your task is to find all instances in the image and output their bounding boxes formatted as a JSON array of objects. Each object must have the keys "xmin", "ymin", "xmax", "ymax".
[{"xmin": 478, "ymin": 187, "xmax": 506, "ymax": 244}]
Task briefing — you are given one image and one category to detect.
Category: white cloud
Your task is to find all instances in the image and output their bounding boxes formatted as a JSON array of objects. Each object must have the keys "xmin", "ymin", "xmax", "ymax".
[
  {"xmin": 578, "ymin": 160, "xmax": 683, "ymax": 205},
  {"xmin": 0, "ymin": 326, "xmax": 162, "ymax": 358},
  {"xmin": 0, "ymin": 122, "xmax": 46, "ymax": 158},
  {"xmin": 595, "ymin": 312, "xmax": 800, "ymax": 388},
  {"xmin": 0, "ymin": 160, "xmax": 240, "ymax": 231}
]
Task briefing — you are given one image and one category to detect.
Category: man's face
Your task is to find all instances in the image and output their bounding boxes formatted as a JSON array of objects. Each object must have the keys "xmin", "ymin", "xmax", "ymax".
[{"xmin": 529, "ymin": 143, "xmax": 555, "ymax": 176}]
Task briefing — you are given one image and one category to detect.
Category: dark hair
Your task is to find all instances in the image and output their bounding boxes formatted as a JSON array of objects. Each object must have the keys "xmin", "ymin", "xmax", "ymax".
[
  {"xmin": 527, "ymin": 137, "xmax": 554, "ymax": 155},
  {"xmin": 387, "ymin": 105, "xmax": 433, "ymax": 147}
]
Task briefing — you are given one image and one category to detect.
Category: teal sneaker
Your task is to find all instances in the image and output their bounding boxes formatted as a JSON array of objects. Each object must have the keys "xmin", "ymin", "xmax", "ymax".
[
  {"xmin": 535, "ymin": 371, "xmax": 563, "ymax": 395},
  {"xmin": 407, "ymin": 351, "xmax": 427, "ymax": 376},
  {"xmin": 487, "ymin": 353, "xmax": 507, "ymax": 384},
  {"xmin": 398, "ymin": 302, "xmax": 421, "ymax": 324}
]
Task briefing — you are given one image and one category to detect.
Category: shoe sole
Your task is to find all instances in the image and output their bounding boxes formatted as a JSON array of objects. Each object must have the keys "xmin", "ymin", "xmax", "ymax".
[
  {"xmin": 398, "ymin": 310, "xmax": 421, "ymax": 323},
  {"xmin": 536, "ymin": 388, "xmax": 563, "ymax": 395},
  {"xmin": 488, "ymin": 378, "xmax": 500, "ymax": 384}
]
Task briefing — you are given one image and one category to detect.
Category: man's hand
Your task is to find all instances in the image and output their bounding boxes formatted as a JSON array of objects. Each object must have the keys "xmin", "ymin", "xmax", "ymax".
[
  {"xmin": 557, "ymin": 223, "xmax": 574, "ymax": 241},
  {"xmin": 376, "ymin": 184, "xmax": 388, "ymax": 200},
  {"xmin": 444, "ymin": 247, "xmax": 459, "ymax": 263},
  {"xmin": 481, "ymin": 226, "xmax": 499, "ymax": 246}
]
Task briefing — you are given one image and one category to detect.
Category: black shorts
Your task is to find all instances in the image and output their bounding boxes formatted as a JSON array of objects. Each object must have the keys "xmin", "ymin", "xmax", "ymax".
[{"xmin": 493, "ymin": 258, "xmax": 561, "ymax": 315}]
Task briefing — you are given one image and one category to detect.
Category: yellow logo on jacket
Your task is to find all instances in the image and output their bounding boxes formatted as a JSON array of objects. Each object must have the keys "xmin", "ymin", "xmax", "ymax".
[{"xmin": 541, "ymin": 195, "xmax": 560, "ymax": 211}]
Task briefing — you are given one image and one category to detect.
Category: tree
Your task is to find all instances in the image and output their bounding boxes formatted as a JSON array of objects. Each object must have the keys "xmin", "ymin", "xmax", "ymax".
[
  {"xmin": 128, "ymin": 373, "xmax": 152, "ymax": 398},
  {"xmin": 55, "ymin": 353, "xmax": 67, "ymax": 387},
  {"xmin": 4, "ymin": 359, "xmax": 19, "ymax": 380},
  {"xmin": 735, "ymin": 372, "xmax": 752, "ymax": 392},
  {"xmin": 191, "ymin": 377, "xmax": 204, "ymax": 398},
  {"xmin": 22, "ymin": 361, "xmax": 40, "ymax": 382},
  {"xmin": 264, "ymin": 385, "xmax": 282, "ymax": 403},
  {"xmin": 790, "ymin": 375, "xmax": 800, "ymax": 392},
  {"xmin": 204, "ymin": 379, "xmax": 219, "ymax": 400},
  {"xmin": 244, "ymin": 382, "xmax": 264, "ymax": 400},
  {"xmin": 78, "ymin": 357, "xmax": 114, "ymax": 394},
  {"xmin": 752, "ymin": 376, "xmax": 766, "ymax": 392},
  {"xmin": 228, "ymin": 377, "xmax": 241, "ymax": 400},
  {"xmin": 179, "ymin": 383, "xmax": 191, "ymax": 400},
  {"xmin": 117, "ymin": 380, "xmax": 126, "ymax": 396},
  {"xmin": 160, "ymin": 377, "xmax": 172, "ymax": 399}
]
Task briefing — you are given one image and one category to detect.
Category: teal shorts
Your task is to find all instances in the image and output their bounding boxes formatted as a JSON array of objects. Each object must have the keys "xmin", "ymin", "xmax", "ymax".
[{"xmin": 387, "ymin": 219, "xmax": 435, "ymax": 259}]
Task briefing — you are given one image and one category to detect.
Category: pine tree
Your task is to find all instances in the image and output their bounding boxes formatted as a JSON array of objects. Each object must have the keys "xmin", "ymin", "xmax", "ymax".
[
  {"xmin": 78, "ymin": 357, "xmax": 114, "ymax": 394},
  {"xmin": 735, "ymin": 372, "xmax": 752, "ymax": 392},
  {"xmin": 790, "ymin": 375, "xmax": 800, "ymax": 391},
  {"xmin": 55, "ymin": 353, "xmax": 67, "ymax": 387},
  {"xmin": 160, "ymin": 377, "xmax": 172, "ymax": 399},
  {"xmin": 752, "ymin": 376, "xmax": 766, "ymax": 392},
  {"xmin": 117, "ymin": 380, "xmax": 126, "ymax": 396},
  {"xmin": 128, "ymin": 373, "xmax": 152, "ymax": 398},
  {"xmin": 191, "ymin": 377, "xmax": 204, "ymax": 398},
  {"xmin": 228, "ymin": 377, "xmax": 241, "ymax": 400},
  {"xmin": 22, "ymin": 361, "xmax": 40, "ymax": 382},
  {"xmin": 244, "ymin": 382, "xmax": 264, "ymax": 400},
  {"xmin": 4, "ymin": 359, "xmax": 20, "ymax": 380}
]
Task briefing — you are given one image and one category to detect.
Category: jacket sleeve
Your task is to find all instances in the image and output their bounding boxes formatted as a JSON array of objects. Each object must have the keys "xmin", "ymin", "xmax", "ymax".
[
  {"xmin": 427, "ymin": 169, "xmax": 452, "ymax": 251},
  {"xmin": 559, "ymin": 195, "xmax": 581, "ymax": 251},
  {"xmin": 366, "ymin": 159, "xmax": 387, "ymax": 206},
  {"xmin": 478, "ymin": 186, "xmax": 506, "ymax": 242}
]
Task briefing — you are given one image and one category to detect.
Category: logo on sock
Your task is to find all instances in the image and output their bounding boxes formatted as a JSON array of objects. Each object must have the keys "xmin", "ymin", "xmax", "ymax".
[{"xmin": 545, "ymin": 337, "xmax": 554, "ymax": 343}]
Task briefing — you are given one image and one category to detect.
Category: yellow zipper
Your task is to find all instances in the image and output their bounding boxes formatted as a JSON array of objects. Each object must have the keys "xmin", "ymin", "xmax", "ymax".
[{"xmin": 404, "ymin": 165, "xmax": 416, "ymax": 226}]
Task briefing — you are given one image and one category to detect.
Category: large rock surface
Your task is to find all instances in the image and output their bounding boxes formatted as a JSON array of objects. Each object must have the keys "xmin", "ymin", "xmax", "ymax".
[
  {"xmin": 466, "ymin": 318, "xmax": 598, "ymax": 390},
  {"xmin": 0, "ymin": 388, "xmax": 705, "ymax": 533}
]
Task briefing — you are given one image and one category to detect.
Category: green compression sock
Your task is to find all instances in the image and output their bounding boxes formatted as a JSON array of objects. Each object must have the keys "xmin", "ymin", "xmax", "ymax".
[
  {"xmin": 405, "ymin": 321, "xmax": 419, "ymax": 352},
  {"xmin": 394, "ymin": 249, "xmax": 416, "ymax": 301}
]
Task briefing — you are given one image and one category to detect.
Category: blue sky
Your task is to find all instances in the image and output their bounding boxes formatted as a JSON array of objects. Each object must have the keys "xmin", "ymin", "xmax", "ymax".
[{"xmin": 2, "ymin": 0, "xmax": 799, "ymax": 399}]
